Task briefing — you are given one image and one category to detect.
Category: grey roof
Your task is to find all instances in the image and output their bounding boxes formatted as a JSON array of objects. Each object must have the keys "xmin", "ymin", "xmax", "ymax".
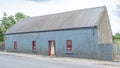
[{"xmin": 6, "ymin": 6, "xmax": 106, "ymax": 34}]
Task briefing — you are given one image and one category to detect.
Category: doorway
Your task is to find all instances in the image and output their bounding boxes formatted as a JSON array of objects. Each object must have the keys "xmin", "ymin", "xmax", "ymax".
[{"xmin": 48, "ymin": 40, "xmax": 56, "ymax": 56}]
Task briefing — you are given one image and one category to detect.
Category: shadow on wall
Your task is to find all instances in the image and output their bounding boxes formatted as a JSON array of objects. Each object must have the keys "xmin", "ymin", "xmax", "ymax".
[{"xmin": 0, "ymin": 42, "xmax": 5, "ymax": 51}]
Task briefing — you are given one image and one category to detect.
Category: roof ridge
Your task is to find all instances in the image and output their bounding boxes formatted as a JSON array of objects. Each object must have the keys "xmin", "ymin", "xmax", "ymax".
[
  {"xmin": 25, "ymin": 6, "xmax": 105, "ymax": 19},
  {"xmin": 94, "ymin": 6, "xmax": 106, "ymax": 26}
]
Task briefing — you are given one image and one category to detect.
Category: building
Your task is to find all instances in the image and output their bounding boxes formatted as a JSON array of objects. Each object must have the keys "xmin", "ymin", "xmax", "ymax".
[{"xmin": 5, "ymin": 6, "xmax": 113, "ymax": 61}]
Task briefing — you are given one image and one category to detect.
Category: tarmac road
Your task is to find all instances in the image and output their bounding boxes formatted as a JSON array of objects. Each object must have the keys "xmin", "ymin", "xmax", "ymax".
[
  {"xmin": 0, "ymin": 54, "xmax": 114, "ymax": 68},
  {"xmin": 0, "ymin": 55, "xmax": 107, "ymax": 68}
]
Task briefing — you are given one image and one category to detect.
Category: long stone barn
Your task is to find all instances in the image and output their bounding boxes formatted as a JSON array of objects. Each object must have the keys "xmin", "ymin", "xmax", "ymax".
[{"xmin": 5, "ymin": 6, "xmax": 113, "ymax": 61}]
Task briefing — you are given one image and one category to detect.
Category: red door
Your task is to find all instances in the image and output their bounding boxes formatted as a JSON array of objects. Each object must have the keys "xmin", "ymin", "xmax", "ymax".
[
  {"xmin": 48, "ymin": 40, "xmax": 55, "ymax": 56},
  {"xmin": 48, "ymin": 41, "xmax": 51, "ymax": 56}
]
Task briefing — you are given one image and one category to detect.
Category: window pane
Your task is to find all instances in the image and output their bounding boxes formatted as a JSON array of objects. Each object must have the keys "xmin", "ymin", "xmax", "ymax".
[
  {"xmin": 14, "ymin": 41, "xmax": 17, "ymax": 50},
  {"xmin": 32, "ymin": 41, "xmax": 36, "ymax": 50},
  {"xmin": 66, "ymin": 40, "xmax": 72, "ymax": 51}
]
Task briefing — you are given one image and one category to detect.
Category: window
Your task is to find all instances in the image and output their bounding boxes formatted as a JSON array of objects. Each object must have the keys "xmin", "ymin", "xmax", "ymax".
[
  {"xmin": 32, "ymin": 41, "xmax": 36, "ymax": 50},
  {"xmin": 14, "ymin": 41, "xmax": 17, "ymax": 50},
  {"xmin": 66, "ymin": 40, "xmax": 72, "ymax": 51}
]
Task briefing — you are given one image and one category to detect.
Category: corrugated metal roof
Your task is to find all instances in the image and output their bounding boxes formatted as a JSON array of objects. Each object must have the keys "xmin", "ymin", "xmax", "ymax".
[{"xmin": 6, "ymin": 6, "xmax": 105, "ymax": 34}]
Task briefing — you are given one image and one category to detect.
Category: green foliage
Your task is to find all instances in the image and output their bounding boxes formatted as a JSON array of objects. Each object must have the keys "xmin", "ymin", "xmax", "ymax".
[
  {"xmin": 0, "ymin": 27, "xmax": 4, "ymax": 41},
  {"xmin": 15, "ymin": 12, "xmax": 29, "ymax": 22},
  {"xmin": 113, "ymin": 32, "xmax": 120, "ymax": 45},
  {"xmin": 0, "ymin": 12, "xmax": 29, "ymax": 41},
  {"xmin": 1, "ymin": 15, "xmax": 16, "ymax": 29}
]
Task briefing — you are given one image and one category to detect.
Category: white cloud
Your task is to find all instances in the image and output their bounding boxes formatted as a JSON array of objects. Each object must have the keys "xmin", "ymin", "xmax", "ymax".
[{"xmin": 0, "ymin": 0, "xmax": 119, "ymax": 34}]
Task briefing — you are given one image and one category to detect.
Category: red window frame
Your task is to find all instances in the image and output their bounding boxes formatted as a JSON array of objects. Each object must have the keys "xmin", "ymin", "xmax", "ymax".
[
  {"xmin": 66, "ymin": 40, "xmax": 72, "ymax": 51},
  {"xmin": 32, "ymin": 41, "xmax": 36, "ymax": 50},
  {"xmin": 14, "ymin": 41, "xmax": 17, "ymax": 50}
]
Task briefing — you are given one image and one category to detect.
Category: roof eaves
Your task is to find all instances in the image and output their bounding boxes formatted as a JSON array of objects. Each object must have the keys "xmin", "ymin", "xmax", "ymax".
[{"xmin": 5, "ymin": 26, "xmax": 97, "ymax": 35}]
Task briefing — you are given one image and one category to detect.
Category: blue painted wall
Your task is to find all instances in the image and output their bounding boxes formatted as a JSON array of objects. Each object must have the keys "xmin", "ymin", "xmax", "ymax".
[{"xmin": 5, "ymin": 28, "xmax": 112, "ymax": 61}]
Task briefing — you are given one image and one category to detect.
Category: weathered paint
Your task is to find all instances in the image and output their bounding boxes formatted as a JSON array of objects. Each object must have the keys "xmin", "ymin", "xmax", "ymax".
[
  {"xmin": 5, "ymin": 28, "xmax": 112, "ymax": 61},
  {"xmin": 97, "ymin": 7, "xmax": 112, "ymax": 44}
]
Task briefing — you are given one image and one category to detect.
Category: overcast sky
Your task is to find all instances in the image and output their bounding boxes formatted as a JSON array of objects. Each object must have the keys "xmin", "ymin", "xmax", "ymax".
[{"xmin": 0, "ymin": 0, "xmax": 120, "ymax": 34}]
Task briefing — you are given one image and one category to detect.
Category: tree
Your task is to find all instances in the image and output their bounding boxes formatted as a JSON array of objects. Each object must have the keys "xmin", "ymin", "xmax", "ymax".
[
  {"xmin": 0, "ymin": 25, "xmax": 6, "ymax": 41},
  {"xmin": 1, "ymin": 15, "xmax": 16, "ymax": 29},
  {"xmin": 113, "ymin": 32, "xmax": 120, "ymax": 44},
  {"xmin": 115, "ymin": 32, "xmax": 120, "ymax": 36},
  {"xmin": 15, "ymin": 12, "xmax": 29, "ymax": 22},
  {"xmin": 0, "ymin": 12, "xmax": 29, "ymax": 41}
]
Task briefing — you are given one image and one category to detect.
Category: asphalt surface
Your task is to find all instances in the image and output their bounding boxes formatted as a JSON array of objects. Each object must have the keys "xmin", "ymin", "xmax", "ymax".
[{"xmin": 0, "ymin": 54, "xmax": 114, "ymax": 68}]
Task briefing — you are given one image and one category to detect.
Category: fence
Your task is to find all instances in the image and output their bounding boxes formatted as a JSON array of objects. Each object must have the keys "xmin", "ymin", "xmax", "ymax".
[{"xmin": 113, "ymin": 43, "xmax": 120, "ymax": 61}]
